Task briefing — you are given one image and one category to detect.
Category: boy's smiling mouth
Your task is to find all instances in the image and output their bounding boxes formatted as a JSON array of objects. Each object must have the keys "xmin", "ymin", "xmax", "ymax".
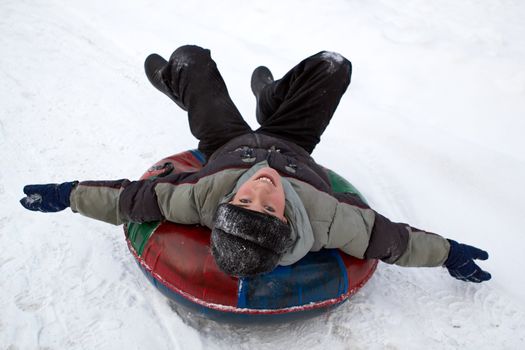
[{"xmin": 255, "ymin": 176, "xmax": 275, "ymax": 186}]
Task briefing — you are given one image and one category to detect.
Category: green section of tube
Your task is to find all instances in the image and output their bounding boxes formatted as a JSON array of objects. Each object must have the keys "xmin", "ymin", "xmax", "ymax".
[
  {"xmin": 327, "ymin": 169, "xmax": 368, "ymax": 205},
  {"xmin": 126, "ymin": 221, "xmax": 160, "ymax": 256}
]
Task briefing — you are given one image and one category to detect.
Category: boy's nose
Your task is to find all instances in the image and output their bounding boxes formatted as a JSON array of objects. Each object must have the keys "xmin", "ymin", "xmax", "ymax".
[
  {"xmin": 252, "ymin": 187, "xmax": 271, "ymax": 201},
  {"xmin": 251, "ymin": 194, "xmax": 263, "ymax": 206},
  {"xmin": 253, "ymin": 182, "xmax": 274, "ymax": 193}
]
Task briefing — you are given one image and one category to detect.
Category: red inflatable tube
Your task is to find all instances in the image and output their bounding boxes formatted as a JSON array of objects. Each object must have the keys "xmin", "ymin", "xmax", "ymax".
[{"xmin": 125, "ymin": 150, "xmax": 377, "ymax": 322}]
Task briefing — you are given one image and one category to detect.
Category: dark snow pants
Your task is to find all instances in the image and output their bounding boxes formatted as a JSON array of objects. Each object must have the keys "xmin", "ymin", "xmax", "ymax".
[{"xmin": 164, "ymin": 45, "xmax": 352, "ymax": 158}]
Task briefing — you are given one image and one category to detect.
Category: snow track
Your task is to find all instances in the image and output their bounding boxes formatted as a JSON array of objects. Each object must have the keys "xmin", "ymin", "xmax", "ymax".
[{"xmin": 2, "ymin": 0, "xmax": 525, "ymax": 349}]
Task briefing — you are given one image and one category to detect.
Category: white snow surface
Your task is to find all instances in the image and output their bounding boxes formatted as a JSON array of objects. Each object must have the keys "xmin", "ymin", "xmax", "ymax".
[{"xmin": 2, "ymin": 0, "xmax": 525, "ymax": 349}]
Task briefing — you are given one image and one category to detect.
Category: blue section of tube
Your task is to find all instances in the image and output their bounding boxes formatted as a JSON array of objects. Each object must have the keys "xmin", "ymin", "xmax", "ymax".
[
  {"xmin": 189, "ymin": 149, "xmax": 207, "ymax": 165},
  {"xmin": 238, "ymin": 250, "xmax": 346, "ymax": 310}
]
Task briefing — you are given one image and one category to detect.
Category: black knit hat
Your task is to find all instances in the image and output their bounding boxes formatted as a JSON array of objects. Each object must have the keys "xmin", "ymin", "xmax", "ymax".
[{"xmin": 211, "ymin": 203, "xmax": 294, "ymax": 277}]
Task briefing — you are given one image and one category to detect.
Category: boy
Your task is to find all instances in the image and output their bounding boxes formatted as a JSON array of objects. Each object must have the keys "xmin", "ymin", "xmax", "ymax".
[{"xmin": 20, "ymin": 45, "xmax": 491, "ymax": 283}]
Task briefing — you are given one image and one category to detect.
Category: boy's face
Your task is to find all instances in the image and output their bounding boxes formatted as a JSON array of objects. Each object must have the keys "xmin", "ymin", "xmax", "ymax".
[{"xmin": 230, "ymin": 167, "xmax": 287, "ymax": 222}]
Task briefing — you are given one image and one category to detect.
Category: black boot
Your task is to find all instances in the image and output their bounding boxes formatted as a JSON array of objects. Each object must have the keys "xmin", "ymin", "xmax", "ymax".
[
  {"xmin": 251, "ymin": 66, "xmax": 274, "ymax": 124},
  {"xmin": 251, "ymin": 66, "xmax": 274, "ymax": 98},
  {"xmin": 144, "ymin": 53, "xmax": 187, "ymax": 111}
]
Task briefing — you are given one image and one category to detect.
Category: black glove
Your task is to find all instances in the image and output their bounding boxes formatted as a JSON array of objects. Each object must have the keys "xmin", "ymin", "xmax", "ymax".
[
  {"xmin": 20, "ymin": 182, "xmax": 78, "ymax": 212},
  {"xmin": 444, "ymin": 239, "xmax": 491, "ymax": 283}
]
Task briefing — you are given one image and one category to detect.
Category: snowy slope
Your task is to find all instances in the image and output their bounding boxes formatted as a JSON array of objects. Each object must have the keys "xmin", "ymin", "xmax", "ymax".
[{"xmin": 1, "ymin": 0, "xmax": 525, "ymax": 349}]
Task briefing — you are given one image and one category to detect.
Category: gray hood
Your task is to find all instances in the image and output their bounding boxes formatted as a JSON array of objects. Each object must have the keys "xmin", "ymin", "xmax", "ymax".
[{"xmin": 220, "ymin": 161, "xmax": 314, "ymax": 265}]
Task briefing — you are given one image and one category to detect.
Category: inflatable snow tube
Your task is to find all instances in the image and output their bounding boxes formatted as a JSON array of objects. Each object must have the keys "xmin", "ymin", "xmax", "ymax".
[{"xmin": 125, "ymin": 150, "xmax": 377, "ymax": 322}]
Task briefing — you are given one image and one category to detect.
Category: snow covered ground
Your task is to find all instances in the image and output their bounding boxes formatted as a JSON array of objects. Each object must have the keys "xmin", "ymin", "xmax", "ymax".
[{"xmin": 2, "ymin": 0, "xmax": 525, "ymax": 348}]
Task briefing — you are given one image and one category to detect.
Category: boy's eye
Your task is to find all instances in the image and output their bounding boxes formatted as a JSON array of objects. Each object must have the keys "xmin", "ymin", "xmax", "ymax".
[
  {"xmin": 265, "ymin": 206, "xmax": 275, "ymax": 213},
  {"xmin": 239, "ymin": 198, "xmax": 251, "ymax": 204}
]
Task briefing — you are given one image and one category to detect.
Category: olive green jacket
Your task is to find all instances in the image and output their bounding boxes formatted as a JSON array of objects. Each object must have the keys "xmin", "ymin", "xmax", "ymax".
[{"xmin": 70, "ymin": 133, "xmax": 450, "ymax": 267}]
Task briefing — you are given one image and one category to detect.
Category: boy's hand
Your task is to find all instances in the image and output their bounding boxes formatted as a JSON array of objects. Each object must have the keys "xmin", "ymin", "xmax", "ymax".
[
  {"xmin": 444, "ymin": 239, "xmax": 491, "ymax": 283},
  {"xmin": 20, "ymin": 182, "xmax": 78, "ymax": 212}
]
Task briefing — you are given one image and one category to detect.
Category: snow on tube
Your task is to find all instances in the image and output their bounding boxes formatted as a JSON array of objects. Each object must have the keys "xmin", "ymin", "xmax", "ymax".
[{"xmin": 124, "ymin": 150, "xmax": 377, "ymax": 322}]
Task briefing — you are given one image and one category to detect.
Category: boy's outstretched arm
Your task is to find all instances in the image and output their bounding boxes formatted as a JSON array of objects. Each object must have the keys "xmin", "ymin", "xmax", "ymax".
[
  {"xmin": 20, "ymin": 174, "xmax": 196, "ymax": 225},
  {"xmin": 19, "ymin": 169, "xmax": 218, "ymax": 226},
  {"xmin": 334, "ymin": 192, "xmax": 491, "ymax": 283},
  {"xmin": 20, "ymin": 179, "xmax": 161, "ymax": 225},
  {"xmin": 371, "ymin": 213, "xmax": 491, "ymax": 283}
]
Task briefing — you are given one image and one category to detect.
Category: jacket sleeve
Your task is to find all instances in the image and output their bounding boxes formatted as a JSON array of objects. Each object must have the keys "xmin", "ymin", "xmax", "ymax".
[
  {"xmin": 333, "ymin": 192, "xmax": 450, "ymax": 267},
  {"xmin": 69, "ymin": 172, "xmax": 199, "ymax": 225}
]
